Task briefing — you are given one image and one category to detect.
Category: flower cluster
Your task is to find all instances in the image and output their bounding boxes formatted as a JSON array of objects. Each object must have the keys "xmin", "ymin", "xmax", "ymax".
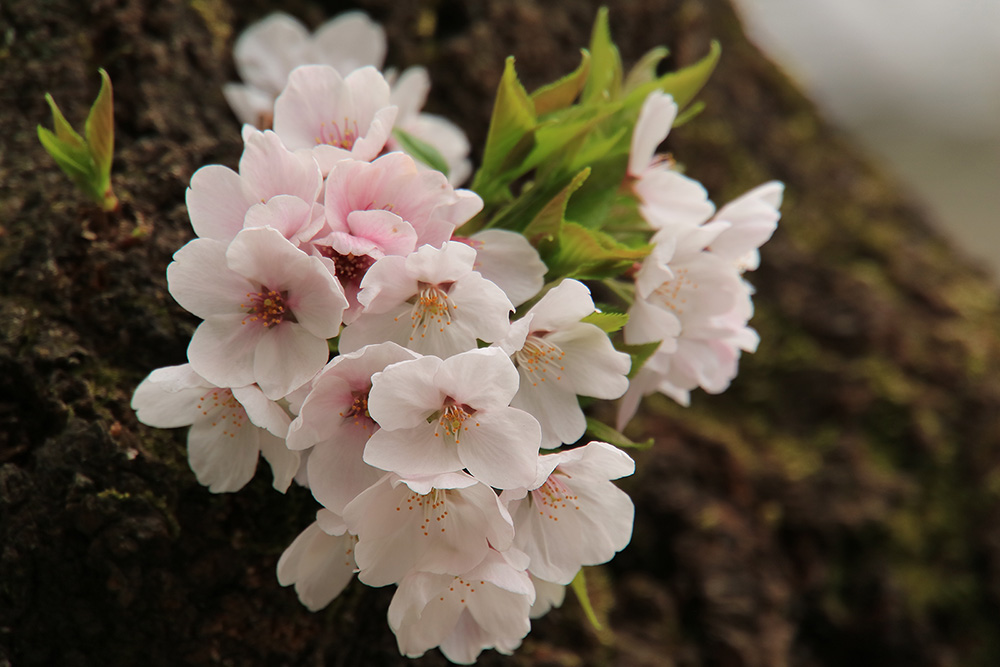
[{"xmin": 132, "ymin": 9, "xmax": 781, "ymax": 664}]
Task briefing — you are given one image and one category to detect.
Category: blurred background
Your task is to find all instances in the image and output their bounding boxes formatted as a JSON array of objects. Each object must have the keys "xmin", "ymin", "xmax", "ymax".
[{"xmin": 733, "ymin": 0, "xmax": 1000, "ymax": 281}]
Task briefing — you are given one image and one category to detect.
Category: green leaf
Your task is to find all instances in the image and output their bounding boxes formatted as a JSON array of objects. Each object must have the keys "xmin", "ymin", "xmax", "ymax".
[
  {"xmin": 547, "ymin": 222, "xmax": 650, "ymax": 280},
  {"xmin": 581, "ymin": 7, "xmax": 622, "ymax": 105},
  {"xmin": 471, "ymin": 56, "xmax": 537, "ymax": 201},
  {"xmin": 581, "ymin": 310, "xmax": 629, "ymax": 333},
  {"xmin": 623, "ymin": 46, "xmax": 669, "ymax": 93},
  {"xmin": 37, "ymin": 126, "xmax": 99, "ymax": 200},
  {"xmin": 522, "ymin": 167, "xmax": 590, "ymax": 245},
  {"xmin": 673, "ymin": 100, "xmax": 705, "ymax": 127},
  {"xmin": 393, "ymin": 127, "xmax": 450, "ymax": 177},
  {"xmin": 44, "ymin": 93, "xmax": 85, "ymax": 148},
  {"xmin": 85, "ymin": 69, "xmax": 115, "ymax": 181},
  {"xmin": 570, "ymin": 568, "xmax": 603, "ymax": 632},
  {"xmin": 617, "ymin": 340, "xmax": 662, "ymax": 379},
  {"xmin": 626, "ymin": 40, "xmax": 721, "ymax": 111},
  {"xmin": 585, "ymin": 417, "xmax": 653, "ymax": 450},
  {"xmin": 531, "ymin": 49, "xmax": 591, "ymax": 116}
]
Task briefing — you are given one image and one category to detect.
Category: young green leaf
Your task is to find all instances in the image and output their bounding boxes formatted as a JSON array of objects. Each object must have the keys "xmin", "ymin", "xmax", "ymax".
[
  {"xmin": 44, "ymin": 93, "xmax": 86, "ymax": 148},
  {"xmin": 625, "ymin": 40, "xmax": 721, "ymax": 111},
  {"xmin": 547, "ymin": 222, "xmax": 650, "ymax": 280},
  {"xmin": 580, "ymin": 7, "xmax": 622, "ymax": 105},
  {"xmin": 531, "ymin": 49, "xmax": 591, "ymax": 116},
  {"xmin": 585, "ymin": 417, "xmax": 653, "ymax": 450},
  {"xmin": 521, "ymin": 167, "xmax": 590, "ymax": 245},
  {"xmin": 85, "ymin": 69, "xmax": 115, "ymax": 182},
  {"xmin": 392, "ymin": 127, "xmax": 450, "ymax": 177},
  {"xmin": 471, "ymin": 56, "xmax": 537, "ymax": 202},
  {"xmin": 623, "ymin": 46, "xmax": 669, "ymax": 93},
  {"xmin": 38, "ymin": 69, "xmax": 118, "ymax": 212},
  {"xmin": 581, "ymin": 310, "xmax": 629, "ymax": 333},
  {"xmin": 617, "ymin": 340, "xmax": 662, "ymax": 380}
]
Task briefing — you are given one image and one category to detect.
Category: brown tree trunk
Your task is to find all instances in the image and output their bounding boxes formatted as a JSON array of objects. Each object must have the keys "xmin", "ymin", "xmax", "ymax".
[{"xmin": 2, "ymin": 1, "xmax": 998, "ymax": 665}]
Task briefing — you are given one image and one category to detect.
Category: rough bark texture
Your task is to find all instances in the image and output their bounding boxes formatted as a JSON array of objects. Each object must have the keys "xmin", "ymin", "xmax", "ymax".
[{"xmin": 2, "ymin": 1, "xmax": 999, "ymax": 666}]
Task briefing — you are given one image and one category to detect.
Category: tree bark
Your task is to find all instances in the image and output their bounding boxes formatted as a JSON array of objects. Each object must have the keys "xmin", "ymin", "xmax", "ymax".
[{"xmin": 2, "ymin": 1, "xmax": 999, "ymax": 665}]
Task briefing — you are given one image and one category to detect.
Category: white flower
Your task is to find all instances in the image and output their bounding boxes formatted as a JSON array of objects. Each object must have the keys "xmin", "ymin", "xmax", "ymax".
[
  {"xmin": 223, "ymin": 11, "xmax": 387, "ymax": 128},
  {"xmin": 131, "ymin": 364, "xmax": 299, "ymax": 493},
  {"xmin": 529, "ymin": 574, "xmax": 566, "ymax": 619},
  {"xmin": 286, "ymin": 342, "xmax": 419, "ymax": 515},
  {"xmin": 628, "ymin": 91, "xmax": 715, "ymax": 230},
  {"xmin": 708, "ymin": 181, "xmax": 784, "ymax": 271},
  {"xmin": 277, "ymin": 509, "xmax": 358, "ymax": 611},
  {"xmin": 273, "ymin": 65, "xmax": 398, "ymax": 172},
  {"xmin": 497, "ymin": 279, "xmax": 631, "ymax": 448},
  {"xmin": 343, "ymin": 471, "xmax": 515, "ymax": 587},
  {"xmin": 501, "ymin": 441, "xmax": 635, "ymax": 585},
  {"xmin": 186, "ymin": 127, "xmax": 323, "ymax": 243},
  {"xmin": 167, "ymin": 227, "xmax": 348, "ymax": 399},
  {"xmin": 339, "ymin": 242, "xmax": 513, "ymax": 359},
  {"xmin": 388, "ymin": 66, "xmax": 473, "ymax": 185},
  {"xmin": 460, "ymin": 229, "xmax": 546, "ymax": 307},
  {"xmin": 388, "ymin": 548, "xmax": 534, "ymax": 664},
  {"xmin": 364, "ymin": 348, "xmax": 540, "ymax": 490}
]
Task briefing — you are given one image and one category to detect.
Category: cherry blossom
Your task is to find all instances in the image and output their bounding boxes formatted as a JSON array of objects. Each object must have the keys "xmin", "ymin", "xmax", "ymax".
[
  {"xmin": 458, "ymin": 229, "xmax": 546, "ymax": 307},
  {"xmin": 131, "ymin": 364, "xmax": 299, "ymax": 493},
  {"xmin": 273, "ymin": 65, "xmax": 398, "ymax": 172},
  {"xmin": 628, "ymin": 91, "xmax": 715, "ymax": 230},
  {"xmin": 338, "ymin": 242, "xmax": 513, "ymax": 359},
  {"xmin": 167, "ymin": 227, "xmax": 348, "ymax": 399},
  {"xmin": 223, "ymin": 11, "xmax": 386, "ymax": 128},
  {"xmin": 186, "ymin": 127, "xmax": 323, "ymax": 243},
  {"xmin": 501, "ymin": 441, "xmax": 635, "ymax": 584},
  {"xmin": 343, "ymin": 471, "xmax": 515, "ymax": 587},
  {"xmin": 388, "ymin": 66, "xmax": 473, "ymax": 185},
  {"xmin": 708, "ymin": 181, "xmax": 785, "ymax": 271},
  {"xmin": 498, "ymin": 279, "xmax": 631, "ymax": 448},
  {"xmin": 286, "ymin": 342, "xmax": 419, "ymax": 514},
  {"xmin": 277, "ymin": 509, "xmax": 358, "ymax": 611},
  {"xmin": 364, "ymin": 347, "xmax": 540, "ymax": 489},
  {"xmin": 388, "ymin": 548, "xmax": 534, "ymax": 663}
]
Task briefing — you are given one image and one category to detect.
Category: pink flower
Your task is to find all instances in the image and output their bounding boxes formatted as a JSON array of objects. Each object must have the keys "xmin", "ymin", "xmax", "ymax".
[
  {"xmin": 223, "ymin": 11, "xmax": 387, "ymax": 128},
  {"xmin": 388, "ymin": 66, "xmax": 472, "ymax": 185},
  {"xmin": 277, "ymin": 509, "xmax": 358, "ymax": 611},
  {"xmin": 343, "ymin": 471, "xmax": 515, "ymax": 587},
  {"xmin": 167, "ymin": 227, "xmax": 348, "ymax": 399},
  {"xmin": 501, "ymin": 441, "xmax": 635, "ymax": 584},
  {"xmin": 364, "ymin": 348, "xmax": 540, "ymax": 490},
  {"xmin": 498, "ymin": 280, "xmax": 631, "ymax": 448},
  {"xmin": 339, "ymin": 242, "xmax": 513, "ymax": 359},
  {"xmin": 273, "ymin": 65, "xmax": 398, "ymax": 172},
  {"xmin": 457, "ymin": 230, "xmax": 546, "ymax": 308},
  {"xmin": 628, "ymin": 92, "xmax": 715, "ymax": 230},
  {"xmin": 388, "ymin": 549, "xmax": 534, "ymax": 663},
  {"xmin": 286, "ymin": 342, "xmax": 419, "ymax": 515},
  {"xmin": 131, "ymin": 364, "xmax": 299, "ymax": 493},
  {"xmin": 186, "ymin": 127, "xmax": 323, "ymax": 243}
]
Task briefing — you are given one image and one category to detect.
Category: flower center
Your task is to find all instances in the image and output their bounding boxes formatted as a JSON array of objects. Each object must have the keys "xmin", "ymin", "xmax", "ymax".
[
  {"xmin": 513, "ymin": 334, "xmax": 565, "ymax": 387},
  {"xmin": 403, "ymin": 283, "xmax": 456, "ymax": 342},
  {"xmin": 530, "ymin": 469, "xmax": 580, "ymax": 522},
  {"xmin": 395, "ymin": 488, "xmax": 451, "ymax": 537},
  {"xmin": 195, "ymin": 388, "xmax": 248, "ymax": 438},
  {"xmin": 325, "ymin": 250, "xmax": 375, "ymax": 286},
  {"xmin": 433, "ymin": 400, "xmax": 478, "ymax": 444},
  {"xmin": 652, "ymin": 267, "xmax": 694, "ymax": 314},
  {"xmin": 339, "ymin": 389, "xmax": 373, "ymax": 430},
  {"xmin": 241, "ymin": 289, "xmax": 293, "ymax": 328},
  {"xmin": 315, "ymin": 118, "xmax": 360, "ymax": 149}
]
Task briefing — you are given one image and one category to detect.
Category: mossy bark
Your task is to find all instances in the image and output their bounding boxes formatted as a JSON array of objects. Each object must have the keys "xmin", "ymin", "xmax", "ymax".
[{"xmin": 2, "ymin": 1, "xmax": 999, "ymax": 666}]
